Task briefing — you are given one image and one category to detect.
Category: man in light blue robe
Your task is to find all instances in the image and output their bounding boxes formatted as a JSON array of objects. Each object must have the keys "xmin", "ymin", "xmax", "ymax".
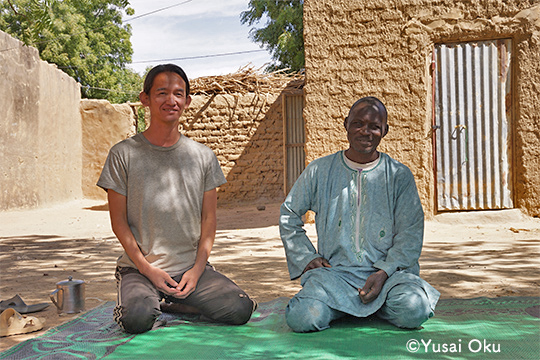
[{"xmin": 280, "ymin": 96, "xmax": 440, "ymax": 332}]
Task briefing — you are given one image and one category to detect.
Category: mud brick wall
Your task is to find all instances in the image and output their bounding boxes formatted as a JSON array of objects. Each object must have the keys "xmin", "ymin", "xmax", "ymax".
[
  {"xmin": 303, "ymin": 0, "xmax": 540, "ymax": 216},
  {"xmin": 181, "ymin": 92, "xmax": 286, "ymax": 205}
]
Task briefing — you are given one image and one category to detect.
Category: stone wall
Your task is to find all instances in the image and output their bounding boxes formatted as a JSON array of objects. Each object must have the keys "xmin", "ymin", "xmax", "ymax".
[
  {"xmin": 0, "ymin": 31, "xmax": 82, "ymax": 211},
  {"xmin": 303, "ymin": 0, "xmax": 540, "ymax": 216}
]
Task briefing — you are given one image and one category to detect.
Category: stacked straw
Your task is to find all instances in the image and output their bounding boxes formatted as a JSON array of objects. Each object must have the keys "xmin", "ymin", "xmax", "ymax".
[{"xmin": 190, "ymin": 66, "xmax": 303, "ymax": 95}]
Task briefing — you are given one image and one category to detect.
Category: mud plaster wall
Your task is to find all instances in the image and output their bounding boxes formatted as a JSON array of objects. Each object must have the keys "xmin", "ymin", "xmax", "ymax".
[
  {"xmin": 181, "ymin": 92, "xmax": 286, "ymax": 205},
  {"xmin": 80, "ymin": 100, "xmax": 136, "ymax": 201},
  {"xmin": 304, "ymin": 0, "xmax": 540, "ymax": 216},
  {"xmin": 0, "ymin": 31, "xmax": 82, "ymax": 211}
]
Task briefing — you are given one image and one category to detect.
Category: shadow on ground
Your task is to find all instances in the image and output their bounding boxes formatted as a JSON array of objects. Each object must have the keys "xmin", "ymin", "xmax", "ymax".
[{"xmin": 420, "ymin": 237, "xmax": 540, "ymax": 298}]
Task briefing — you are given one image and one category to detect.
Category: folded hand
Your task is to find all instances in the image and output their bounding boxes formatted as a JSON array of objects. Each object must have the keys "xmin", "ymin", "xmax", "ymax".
[
  {"xmin": 303, "ymin": 257, "xmax": 331, "ymax": 274},
  {"xmin": 143, "ymin": 266, "xmax": 183, "ymax": 297}
]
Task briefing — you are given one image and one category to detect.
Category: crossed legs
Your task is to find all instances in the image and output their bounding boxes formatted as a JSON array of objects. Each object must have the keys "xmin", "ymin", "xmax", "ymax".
[{"xmin": 286, "ymin": 283, "xmax": 433, "ymax": 333}]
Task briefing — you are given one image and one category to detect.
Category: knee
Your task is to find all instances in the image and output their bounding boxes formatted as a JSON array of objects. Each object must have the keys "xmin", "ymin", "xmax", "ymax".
[
  {"xmin": 115, "ymin": 298, "xmax": 160, "ymax": 334},
  {"xmin": 285, "ymin": 297, "xmax": 331, "ymax": 333},
  {"xmin": 286, "ymin": 305, "xmax": 316, "ymax": 333},
  {"xmin": 383, "ymin": 288, "xmax": 432, "ymax": 329},
  {"xmin": 208, "ymin": 294, "xmax": 255, "ymax": 325},
  {"xmin": 228, "ymin": 297, "xmax": 256, "ymax": 325}
]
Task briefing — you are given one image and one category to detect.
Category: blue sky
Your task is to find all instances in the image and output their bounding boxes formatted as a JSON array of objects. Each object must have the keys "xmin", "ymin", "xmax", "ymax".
[{"xmin": 125, "ymin": 0, "xmax": 274, "ymax": 79}]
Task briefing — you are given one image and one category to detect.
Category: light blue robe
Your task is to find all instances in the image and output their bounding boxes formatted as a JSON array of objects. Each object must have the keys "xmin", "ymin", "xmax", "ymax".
[{"xmin": 280, "ymin": 151, "xmax": 440, "ymax": 317}]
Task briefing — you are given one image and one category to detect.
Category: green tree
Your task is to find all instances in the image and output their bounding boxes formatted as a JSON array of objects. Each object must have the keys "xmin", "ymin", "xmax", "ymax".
[
  {"xmin": 241, "ymin": 0, "xmax": 304, "ymax": 72},
  {"xmin": 0, "ymin": 0, "xmax": 142, "ymax": 103}
]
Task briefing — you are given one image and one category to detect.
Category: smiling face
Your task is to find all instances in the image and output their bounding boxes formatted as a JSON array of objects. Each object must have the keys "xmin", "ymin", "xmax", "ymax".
[
  {"xmin": 344, "ymin": 101, "xmax": 388, "ymax": 163},
  {"xmin": 139, "ymin": 71, "xmax": 191, "ymax": 126}
]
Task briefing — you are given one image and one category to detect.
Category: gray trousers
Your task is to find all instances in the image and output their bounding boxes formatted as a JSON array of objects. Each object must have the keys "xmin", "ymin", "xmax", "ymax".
[{"xmin": 114, "ymin": 265, "xmax": 255, "ymax": 334}]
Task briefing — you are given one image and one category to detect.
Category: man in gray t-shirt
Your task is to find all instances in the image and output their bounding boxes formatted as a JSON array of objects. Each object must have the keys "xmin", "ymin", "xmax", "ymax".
[{"xmin": 97, "ymin": 64, "xmax": 256, "ymax": 334}]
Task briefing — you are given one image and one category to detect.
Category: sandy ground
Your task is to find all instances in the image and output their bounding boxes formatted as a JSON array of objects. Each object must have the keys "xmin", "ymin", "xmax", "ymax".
[{"xmin": 0, "ymin": 200, "xmax": 539, "ymax": 352}]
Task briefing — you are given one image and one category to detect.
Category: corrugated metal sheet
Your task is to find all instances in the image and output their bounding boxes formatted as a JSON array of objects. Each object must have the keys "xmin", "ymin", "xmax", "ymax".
[
  {"xmin": 284, "ymin": 94, "xmax": 305, "ymax": 194},
  {"xmin": 434, "ymin": 39, "xmax": 513, "ymax": 211}
]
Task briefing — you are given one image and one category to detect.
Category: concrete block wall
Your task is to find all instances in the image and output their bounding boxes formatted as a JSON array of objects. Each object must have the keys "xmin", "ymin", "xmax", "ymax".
[
  {"xmin": 0, "ymin": 31, "xmax": 82, "ymax": 211},
  {"xmin": 303, "ymin": 0, "xmax": 540, "ymax": 216}
]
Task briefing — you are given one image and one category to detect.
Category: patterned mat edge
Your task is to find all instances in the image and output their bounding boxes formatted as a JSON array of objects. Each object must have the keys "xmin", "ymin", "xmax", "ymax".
[{"xmin": 1, "ymin": 296, "xmax": 538, "ymax": 358}]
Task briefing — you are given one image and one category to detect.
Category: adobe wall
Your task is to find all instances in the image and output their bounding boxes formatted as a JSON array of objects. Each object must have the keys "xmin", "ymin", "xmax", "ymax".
[
  {"xmin": 0, "ymin": 31, "xmax": 82, "ymax": 211},
  {"xmin": 80, "ymin": 100, "xmax": 136, "ymax": 201},
  {"xmin": 303, "ymin": 0, "xmax": 540, "ymax": 216},
  {"xmin": 181, "ymin": 92, "xmax": 286, "ymax": 204}
]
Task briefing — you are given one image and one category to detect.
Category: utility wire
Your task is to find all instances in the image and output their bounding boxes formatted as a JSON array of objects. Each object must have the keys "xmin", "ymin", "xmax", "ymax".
[
  {"xmin": 132, "ymin": 49, "xmax": 267, "ymax": 64},
  {"xmin": 0, "ymin": 0, "xmax": 194, "ymax": 52},
  {"xmin": 0, "ymin": 0, "xmax": 271, "ymax": 93},
  {"xmin": 123, "ymin": 0, "xmax": 193, "ymax": 23},
  {"xmin": 82, "ymin": 85, "xmax": 139, "ymax": 95},
  {"xmin": 56, "ymin": 48, "xmax": 268, "ymax": 71},
  {"xmin": 0, "ymin": 0, "xmax": 270, "ymax": 71}
]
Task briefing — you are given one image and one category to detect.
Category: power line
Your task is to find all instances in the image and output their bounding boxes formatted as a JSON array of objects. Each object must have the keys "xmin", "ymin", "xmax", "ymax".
[
  {"xmin": 0, "ymin": 0, "xmax": 194, "ymax": 52},
  {"xmin": 123, "ymin": 0, "xmax": 193, "ymax": 23},
  {"xmin": 82, "ymin": 85, "xmax": 139, "ymax": 95},
  {"xmin": 0, "ymin": 0, "xmax": 271, "ymax": 70},
  {"xmin": 56, "ymin": 48, "xmax": 269, "ymax": 71},
  {"xmin": 0, "ymin": 0, "xmax": 273, "ymax": 93},
  {"xmin": 0, "ymin": 0, "xmax": 272, "ymax": 68},
  {"xmin": 131, "ymin": 49, "xmax": 268, "ymax": 64},
  {"xmin": 2, "ymin": 0, "xmax": 276, "ymax": 94},
  {"xmin": 67, "ymin": 48, "xmax": 270, "ymax": 92}
]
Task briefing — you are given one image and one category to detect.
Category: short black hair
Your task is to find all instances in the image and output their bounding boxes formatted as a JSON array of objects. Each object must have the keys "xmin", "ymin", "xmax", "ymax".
[
  {"xmin": 347, "ymin": 96, "xmax": 388, "ymax": 122},
  {"xmin": 143, "ymin": 64, "xmax": 190, "ymax": 97}
]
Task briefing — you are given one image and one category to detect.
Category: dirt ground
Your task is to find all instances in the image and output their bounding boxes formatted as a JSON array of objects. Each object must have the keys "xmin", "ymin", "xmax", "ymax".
[{"xmin": 1, "ymin": 200, "xmax": 539, "ymax": 352}]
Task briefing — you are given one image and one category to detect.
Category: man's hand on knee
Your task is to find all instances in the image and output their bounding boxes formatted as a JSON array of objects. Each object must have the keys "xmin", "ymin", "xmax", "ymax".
[
  {"xmin": 303, "ymin": 257, "xmax": 331, "ymax": 274},
  {"xmin": 359, "ymin": 270, "xmax": 388, "ymax": 303}
]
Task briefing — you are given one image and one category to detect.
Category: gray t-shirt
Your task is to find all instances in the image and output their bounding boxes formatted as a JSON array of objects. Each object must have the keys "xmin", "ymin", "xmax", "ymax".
[{"xmin": 97, "ymin": 133, "xmax": 226, "ymax": 276}]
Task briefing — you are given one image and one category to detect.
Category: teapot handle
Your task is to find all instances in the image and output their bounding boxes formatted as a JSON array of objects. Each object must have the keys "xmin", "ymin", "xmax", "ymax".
[{"xmin": 50, "ymin": 288, "xmax": 63, "ymax": 310}]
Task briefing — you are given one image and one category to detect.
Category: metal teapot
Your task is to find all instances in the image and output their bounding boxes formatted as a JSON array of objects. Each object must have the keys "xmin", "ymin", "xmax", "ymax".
[{"xmin": 50, "ymin": 276, "xmax": 85, "ymax": 313}]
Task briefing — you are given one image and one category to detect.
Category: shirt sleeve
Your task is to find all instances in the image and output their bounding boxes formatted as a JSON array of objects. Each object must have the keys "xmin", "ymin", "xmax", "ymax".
[
  {"xmin": 279, "ymin": 163, "xmax": 322, "ymax": 280},
  {"xmin": 203, "ymin": 151, "xmax": 227, "ymax": 192},
  {"xmin": 373, "ymin": 167, "xmax": 424, "ymax": 277},
  {"xmin": 96, "ymin": 147, "xmax": 128, "ymax": 196}
]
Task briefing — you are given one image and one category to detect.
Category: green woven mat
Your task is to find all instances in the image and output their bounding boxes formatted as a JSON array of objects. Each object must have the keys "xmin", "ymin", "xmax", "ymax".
[{"xmin": 1, "ymin": 297, "xmax": 538, "ymax": 359}]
